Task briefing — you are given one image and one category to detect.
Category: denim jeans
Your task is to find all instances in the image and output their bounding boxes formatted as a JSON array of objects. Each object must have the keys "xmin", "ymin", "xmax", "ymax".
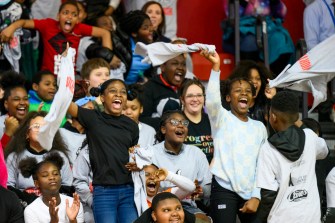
[
  {"xmin": 210, "ymin": 178, "xmax": 261, "ymax": 223},
  {"xmin": 93, "ymin": 184, "xmax": 138, "ymax": 223}
]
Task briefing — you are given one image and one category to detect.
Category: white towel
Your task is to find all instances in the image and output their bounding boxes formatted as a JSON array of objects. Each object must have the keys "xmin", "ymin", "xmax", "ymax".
[
  {"xmin": 37, "ymin": 48, "xmax": 76, "ymax": 150},
  {"xmin": 134, "ymin": 42, "xmax": 216, "ymax": 66},
  {"xmin": 130, "ymin": 146, "xmax": 153, "ymax": 215},
  {"xmin": 269, "ymin": 34, "xmax": 335, "ymax": 112}
]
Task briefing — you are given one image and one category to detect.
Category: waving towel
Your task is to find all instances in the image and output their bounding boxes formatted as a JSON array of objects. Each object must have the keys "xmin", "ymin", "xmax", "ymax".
[
  {"xmin": 130, "ymin": 146, "xmax": 153, "ymax": 215},
  {"xmin": 269, "ymin": 35, "xmax": 335, "ymax": 112},
  {"xmin": 135, "ymin": 42, "xmax": 216, "ymax": 66},
  {"xmin": 37, "ymin": 48, "xmax": 76, "ymax": 150}
]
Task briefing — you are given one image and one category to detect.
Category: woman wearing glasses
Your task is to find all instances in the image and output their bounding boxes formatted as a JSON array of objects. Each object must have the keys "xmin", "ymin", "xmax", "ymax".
[
  {"xmin": 179, "ymin": 79, "xmax": 213, "ymax": 163},
  {"xmin": 150, "ymin": 110, "xmax": 212, "ymax": 219},
  {"xmin": 5, "ymin": 111, "xmax": 72, "ymax": 205}
]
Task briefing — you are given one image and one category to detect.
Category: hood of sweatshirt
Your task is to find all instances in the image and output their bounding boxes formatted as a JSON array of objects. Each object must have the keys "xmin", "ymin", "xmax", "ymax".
[{"xmin": 268, "ymin": 125, "xmax": 305, "ymax": 161}]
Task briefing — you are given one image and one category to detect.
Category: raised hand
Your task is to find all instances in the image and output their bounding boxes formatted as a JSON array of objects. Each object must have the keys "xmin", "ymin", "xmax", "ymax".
[
  {"xmin": 4, "ymin": 116, "xmax": 19, "ymax": 137},
  {"xmin": 49, "ymin": 197, "xmax": 59, "ymax": 223},
  {"xmin": 125, "ymin": 161, "xmax": 141, "ymax": 171},
  {"xmin": 200, "ymin": 50, "xmax": 220, "ymax": 72},
  {"xmin": 264, "ymin": 79, "xmax": 276, "ymax": 99},
  {"xmin": 154, "ymin": 168, "xmax": 168, "ymax": 182},
  {"xmin": 66, "ymin": 193, "xmax": 80, "ymax": 222}
]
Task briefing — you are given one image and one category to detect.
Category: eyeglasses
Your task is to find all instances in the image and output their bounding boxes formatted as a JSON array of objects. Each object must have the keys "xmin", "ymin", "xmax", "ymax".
[
  {"xmin": 29, "ymin": 123, "xmax": 41, "ymax": 130},
  {"xmin": 185, "ymin": 94, "xmax": 205, "ymax": 99},
  {"xmin": 168, "ymin": 118, "xmax": 189, "ymax": 127}
]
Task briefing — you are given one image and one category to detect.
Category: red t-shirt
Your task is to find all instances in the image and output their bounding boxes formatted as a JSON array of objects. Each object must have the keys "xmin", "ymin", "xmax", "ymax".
[{"xmin": 34, "ymin": 18, "xmax": 93, "ymax": 73}]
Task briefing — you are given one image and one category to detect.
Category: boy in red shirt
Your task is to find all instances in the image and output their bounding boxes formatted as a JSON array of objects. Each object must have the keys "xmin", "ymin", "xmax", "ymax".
[{"xmin": 0, "ymin": 0, "xmax": 112, "ymax": 75}]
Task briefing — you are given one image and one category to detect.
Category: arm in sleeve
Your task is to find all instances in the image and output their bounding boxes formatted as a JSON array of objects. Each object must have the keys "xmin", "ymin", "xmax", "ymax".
[
  {"xmin": 303, "ymin": 6, "xmax": 320, "ymax": 51},
  {"xmin": 315, "ymin": 136, "xmax": 329, "ymax": 160},
  {"xmin": 59, "ymin": 152, "xmax": 73, "ymax": 186},
  {"xmin": 196, "ymin": 151, "xmax": 212, "ymax": 199},
  {"xmin": 258, "ymin": 188, "xmax": 278, "ymax": 223},
  {"xmin": 205, "ymin": 70, "xmax": 227, "ymax": 136},
  {"xmin": 6, "ymin": 153, "xmax": 18, "ymax": 188},
  {"xmin": 72, "ymin": 149, "xmax": 93, "ymax": 207},
  {"xmin": 165, "ymin": 171, "xmax": 195, "ymax": 195}
]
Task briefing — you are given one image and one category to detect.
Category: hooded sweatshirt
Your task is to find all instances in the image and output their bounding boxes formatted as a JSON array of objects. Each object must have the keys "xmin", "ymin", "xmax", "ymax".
[{"xmin": 256, "ymin": 126, "xmax": 328, "ymax": 223}]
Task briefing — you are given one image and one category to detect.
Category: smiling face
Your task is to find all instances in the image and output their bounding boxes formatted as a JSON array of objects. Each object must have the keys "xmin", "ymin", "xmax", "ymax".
[
  {"xmin": 135, "ymin": 18, "xmax": 153, "ymax": 44},
  {"xmin": 34, "ymin": 162, "xmax": 61, "ymax": 196},
  {"xmin": 26, "ymin": 116, "xmax": 45, "ymax": 144},
  {"xmin": 152, "ymin": 198, "xmax": 185, "ymax": 223},
  {"xmin": 144, "ymin": 165, "xmax": 160, "ymax": 198},
  {"xmin": 4, "ymin": 87, "xmax": 29, "ymax": 121},
  {"xmin": 249, "ymin": 69, "xmax": 261, "ymax": 98},
  {"xmin": 33, "ymin": 74, "xmax": 57, "ymax": 102},
  {"xmin": 122, "ymin": 98, "xmax": 143, "ymax": 123},
  {"xmin": 161, "ymin": 55, "xmax": 186, "ymax": 87},
  {"xmin": 145, "ymin": 3, "xmax": 163, "ymax": 31},
  {"xmin": 226, "ymin": 80, "xmax": 253, "ymax": 121},
  {"xmin": 181, "ymin": 84, "xmax": 204, "ymax": 116},
  {"xmin": 86, "ymin": 67, "xmax": 110, "ymax": 93},
  {"xmin": 161, "ymin": 113, "xmax": 188, "ymax": 146},
  {"xmin": 58, "ymin": 3, "xmax": 79, "ymax": 33},
  {"xmin": 100, "ymin": 80, "xmax": 127, "ymax": 116}
]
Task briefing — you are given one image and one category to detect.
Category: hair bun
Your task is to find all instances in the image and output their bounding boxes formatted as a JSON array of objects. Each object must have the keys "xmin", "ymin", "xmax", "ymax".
[{"xmin": 90, "ymin": 87, "xmax": 101, "ymax": 97}]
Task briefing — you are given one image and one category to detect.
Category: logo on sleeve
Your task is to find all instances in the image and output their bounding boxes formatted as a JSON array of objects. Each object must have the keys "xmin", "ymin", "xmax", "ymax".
[{"xmin": 287, "ymin": 189, "xmax": 308, "ymax": 202}]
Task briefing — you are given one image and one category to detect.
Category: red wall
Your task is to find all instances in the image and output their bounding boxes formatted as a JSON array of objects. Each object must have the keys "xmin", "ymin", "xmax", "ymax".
[{"xmin": 177, "ymin": 0, "xmax": 305, "ymax": 52}]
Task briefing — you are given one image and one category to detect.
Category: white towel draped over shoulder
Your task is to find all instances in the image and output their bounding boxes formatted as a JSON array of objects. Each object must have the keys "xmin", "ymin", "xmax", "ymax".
[
  {"xmin": 37, "ymin": 48, "xmax": 76, "ymax": 151},
  {"xmin": 134, "ymin": 42, "xmax": 216, "ymax": 66},
  {"xmin": 269, "ymin": 35, "xmax": 335, "ymax": 112}
]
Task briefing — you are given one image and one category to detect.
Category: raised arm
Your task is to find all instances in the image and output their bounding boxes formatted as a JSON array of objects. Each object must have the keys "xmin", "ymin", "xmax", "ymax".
[
  {"xmin": 0, "ymin": 19, "xmax": 35, "ymax": 42},
  {"xmin": 91, "ymin": 27, "xmax": 112, "ymax": 50}
]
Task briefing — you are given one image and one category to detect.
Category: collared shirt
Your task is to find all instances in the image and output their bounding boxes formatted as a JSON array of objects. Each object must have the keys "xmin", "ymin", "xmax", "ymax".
[{"xmin": 304, "ymin": 0, "xmax": 335, "ymax": 51}]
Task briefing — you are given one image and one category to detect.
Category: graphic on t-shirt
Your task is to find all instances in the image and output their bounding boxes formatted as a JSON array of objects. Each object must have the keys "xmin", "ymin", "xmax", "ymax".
[
  {"xmin": 185, "ymin": 134, "xmax": 214, "ymax": 161},
  {"xmin": 48, "ymin": 32, "xmax": 72, "ymax": 54},
  {"xmin": 287, "ymin": 189, "xmax": 308, "ymax": 202}
]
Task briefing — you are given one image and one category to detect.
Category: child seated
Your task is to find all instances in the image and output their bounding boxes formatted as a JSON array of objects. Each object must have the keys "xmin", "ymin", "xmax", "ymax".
[
  {"xmin": 19, "ymin": 152, "xmax": 84, "ymax": 223},
  {"xmin": 256, "ymin": 91, "xmax": 328, "ymax": 223}
]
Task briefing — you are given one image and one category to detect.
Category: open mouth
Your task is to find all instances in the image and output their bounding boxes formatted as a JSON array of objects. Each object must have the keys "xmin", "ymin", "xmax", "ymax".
[
  {"xmin": 112, "ymin": 99, "xmax": 122, "ymax": 109},
  {"xmin": 146, "ymin": 181, "xmax": 157, "ymax": 192},
  {"xmin": 17, "ymin": 107, "xmax": 27, "ymax": 116},
  {"xmin": 238, "ymin": 98, "xmax": 248, "ymax": 109},
  {"xmin": 64, "ymin": 20, "xmax": 72, "ymax": 32},
  {"xmin": 175, "ymin": 129, "xmax": 185, "ymax": 137},
  {"xmin": 174, "ymin": 72, "xmax": 184, "ymax": 82}
]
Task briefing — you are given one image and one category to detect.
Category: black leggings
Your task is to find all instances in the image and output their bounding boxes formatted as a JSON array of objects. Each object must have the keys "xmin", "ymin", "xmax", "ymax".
[{"xmin": 210, "ymin": 178, "xmax": 261, "ymax": 223}]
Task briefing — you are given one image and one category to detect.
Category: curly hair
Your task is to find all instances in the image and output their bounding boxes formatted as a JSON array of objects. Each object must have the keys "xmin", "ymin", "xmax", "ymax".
[
  {"xmin": 118, "ymin": 10, "xmax": 150, "ymax": 36},
  {"xmin": 5, "ymin": 111, "xmax": 69, "ymax": 161},
  {"xmin": 128, "ymin": 83, "xmax": 144, "ymax": 105},
  {"xmin": 141, "ymin": 1, "xmax": 166, "ymax": 36},
  {"xmin": 271, "ymin": 91, "xmax": 299, "ymax": 123},
  {"xmin": 0, "ymin": 70, "xmax": 27, "ymax": 114},
  {"xmin": 19, "ymin": 152, "xmax": 64, "ymax": 180},
  {"xmin": 90, "ymin": 79, "xmax": 135, "ymax": 101},
  {"xmin": 155, "ymin": 110, "xmax": 186, "ymax": 143},
  {"xmin": 220, "ymin": 77, "xmax": 256, "ymax": 99},
  {"xmin": 228, "ymin": 60, "xmax": 272, "ymax": 105}
]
